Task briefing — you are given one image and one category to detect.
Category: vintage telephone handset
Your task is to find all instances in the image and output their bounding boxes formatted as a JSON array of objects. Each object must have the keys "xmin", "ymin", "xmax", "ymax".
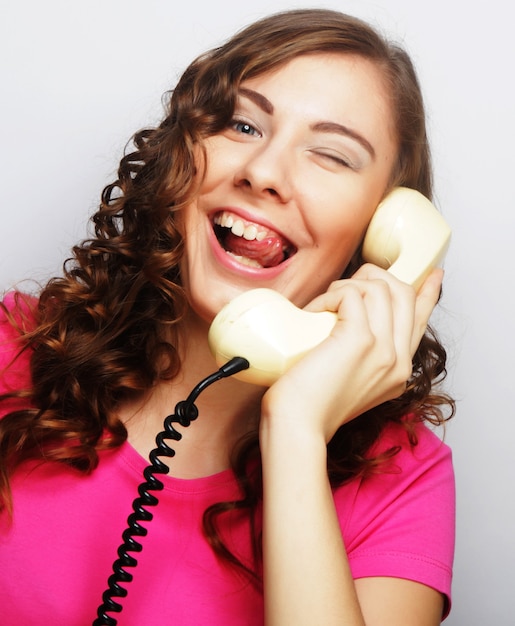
[
  {"xmin": 208, "ymin": 187, "xmax": 451, "ymax": 386},
  {"xmin": 93, "ymin": 187, "xmax": 450, "ymax": 623}
]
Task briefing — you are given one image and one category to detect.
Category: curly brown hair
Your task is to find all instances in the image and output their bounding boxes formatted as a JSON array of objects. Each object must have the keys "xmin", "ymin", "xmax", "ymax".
[{"xmin": 0, "ymin": 9, "xmax": 454, "ymax": 583}]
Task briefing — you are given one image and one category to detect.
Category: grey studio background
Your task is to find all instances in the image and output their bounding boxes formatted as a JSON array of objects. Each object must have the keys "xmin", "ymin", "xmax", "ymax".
[{"xmin": 1, "ymin": 1, "xmax": 513, "ymax": 624}]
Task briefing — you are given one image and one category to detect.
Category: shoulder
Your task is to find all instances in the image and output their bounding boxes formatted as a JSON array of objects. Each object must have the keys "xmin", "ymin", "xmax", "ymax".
[
  {"xmin": 0, "ymin": 291, "xmax": 37, "ymax": 403},
  {"xmin": 0, "ymin": 291, "xmax": 38, "ymax": 331},
  {"xmin": 336, "ymin": 419, "xmax": 454, "ymax": 527},
  {"xmin": 335, "ymin": 420, "xmax": 454, "ymax": 523},
  {"xmin": 372, "ymin": 418, "xmax": 453, "ymax": 472},
  {"xmin": 334, "ymin": 420, "xmax": 455, "ymax": 613}
]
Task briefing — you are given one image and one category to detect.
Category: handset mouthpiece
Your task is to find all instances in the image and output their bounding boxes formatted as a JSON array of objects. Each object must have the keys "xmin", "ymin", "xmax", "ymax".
[{"xmin": 208, "ymin": 289, "xmax": 337, "ymax": 386}]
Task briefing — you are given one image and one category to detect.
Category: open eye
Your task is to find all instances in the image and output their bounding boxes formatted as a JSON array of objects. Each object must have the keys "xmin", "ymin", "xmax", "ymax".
[{"xmin": 229, "ymin": 118, "xmax": 262, "ymax": 137}]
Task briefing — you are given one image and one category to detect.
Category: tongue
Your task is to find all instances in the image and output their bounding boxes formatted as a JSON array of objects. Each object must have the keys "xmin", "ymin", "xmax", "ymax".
[{"xmin": 224, "ymin": 232, "xmax": 285, "ymax": 268}]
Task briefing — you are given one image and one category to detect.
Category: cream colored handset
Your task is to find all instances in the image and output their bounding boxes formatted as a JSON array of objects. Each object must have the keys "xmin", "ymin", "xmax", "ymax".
[{"xmin": 208, "ymin": 187, "xmax": 451, "ymax": 386}]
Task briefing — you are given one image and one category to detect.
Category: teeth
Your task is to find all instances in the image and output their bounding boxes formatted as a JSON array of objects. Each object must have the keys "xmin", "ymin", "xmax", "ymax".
[
  {"xmin": 231, "ymin": 219, "xmax": 244, "ymax": 237},
  {"xmin": 226, "ymin": 252, "xmax": 263, "ymax": 268},
  {"xmin": 243, "ymin": 224, "xmax": 257, "ymax": 240},
  {"xmin": 214, "ymin": 212, "xmax": 269, "ymax": 242}
]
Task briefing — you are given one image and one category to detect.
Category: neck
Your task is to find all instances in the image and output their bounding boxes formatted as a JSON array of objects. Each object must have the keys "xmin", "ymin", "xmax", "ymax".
[{"xmin": 120, "ymin": 308, "xmax": 265, "ymax": 478}]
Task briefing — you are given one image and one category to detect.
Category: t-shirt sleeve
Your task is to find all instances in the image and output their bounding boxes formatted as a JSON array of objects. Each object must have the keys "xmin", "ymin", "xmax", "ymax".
[{"xmin": 333, "ymin": 421, "xmax": 455, "ymax": 618}]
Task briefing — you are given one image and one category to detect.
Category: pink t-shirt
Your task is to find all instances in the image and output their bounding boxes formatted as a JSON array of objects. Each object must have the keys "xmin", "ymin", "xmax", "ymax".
[{"xmin": 0, "ymin": 294, "xmax": 455, "ymax": 624}]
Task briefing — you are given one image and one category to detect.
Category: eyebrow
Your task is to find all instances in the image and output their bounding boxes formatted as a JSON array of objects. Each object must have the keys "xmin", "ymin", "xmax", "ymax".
[
  {"xmin": 239, "ymin": 87, "xmax": 274, "ymax": 115},
  {"xmin": 238, "ymin": 87, "xmax": 376, "ymax": 160},
  {"xmin": 311, "ymin": 121, "xmax": 376, "ymax": 160}
]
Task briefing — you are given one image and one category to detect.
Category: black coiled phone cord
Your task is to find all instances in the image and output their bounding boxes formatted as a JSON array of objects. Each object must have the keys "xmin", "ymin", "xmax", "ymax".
[{"xmin": 93, "ymin": 356, "xmax": 249, "ymax": 626}]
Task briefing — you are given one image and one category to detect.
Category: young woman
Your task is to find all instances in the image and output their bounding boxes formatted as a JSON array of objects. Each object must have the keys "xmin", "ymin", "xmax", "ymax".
[{"xmin": 0, "ymin": 8, "xmax": 455, "ymax": 625}]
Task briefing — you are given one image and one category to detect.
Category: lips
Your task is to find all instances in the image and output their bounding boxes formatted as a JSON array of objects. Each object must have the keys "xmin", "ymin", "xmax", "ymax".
[{"xmin": 212, "ymin": 211, "xmax": 296, "ymax": 268}]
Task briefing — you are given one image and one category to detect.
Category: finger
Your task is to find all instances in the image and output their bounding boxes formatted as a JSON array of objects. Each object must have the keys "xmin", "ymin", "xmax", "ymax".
[
  {"xmin": 410, "ymin": 268, "xmax": 444, "ymax": 355},
  {"xmin": 305, "ymin": 281, "xmax": 370, "ymax": 326},
  {"xmin": 350, "ymin": 266, "xmax": 425, "ymax": 365},
  {"xmin": 355, "ymin": 277, "xmax": 413, "ymax": 378},
  {"xmin": 303, "ymin": 279, "xmax": 367, "ymax": 314},
  {"xmin": 328, "ymin": 263, "xmax": 440, "ymax": 359},
  {"xmin": 305, "ymin": 279, "xmax": 396, "ymax": 358},
  {"xmin": 304, "ymin": 278, "xmax": 382, "ymax": 317}
]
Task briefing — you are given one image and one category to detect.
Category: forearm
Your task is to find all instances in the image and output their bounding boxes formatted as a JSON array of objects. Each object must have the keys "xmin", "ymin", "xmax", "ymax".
[
  {"xmin": 260, "ymin": 418, "xmax": 365, "ymax": 626},
  {"xmin": 258, "ymin": 269, "xmax": 445, "ymax": 624}
]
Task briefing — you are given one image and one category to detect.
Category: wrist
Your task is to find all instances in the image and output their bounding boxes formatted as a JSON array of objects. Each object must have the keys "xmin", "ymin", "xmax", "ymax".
[{"xmin": 259, "ymin": 408, "xmax": 328, "ymax": 467}]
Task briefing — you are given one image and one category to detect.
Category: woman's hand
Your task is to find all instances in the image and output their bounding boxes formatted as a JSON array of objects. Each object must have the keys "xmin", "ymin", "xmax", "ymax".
[
  {"xmin": 259, "ymin": 265, "xmax": 444, "ymax": 626},
  {"xmin": 261, "ymin": 265, "xmax": 443, "ymax": 443}
]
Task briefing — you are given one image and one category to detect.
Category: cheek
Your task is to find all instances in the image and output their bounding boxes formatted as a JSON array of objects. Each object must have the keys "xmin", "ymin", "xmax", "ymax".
[
  {"xmin": 199, "ymin": 138, "xmax": 236, "ymax": 193},
  {"xmin": 315, "ymin": 202, "xmax": 373, "ymax": 260},
  {"xmin": 307, "ymin": 198, "xmax": 379, "ymax": 284},
  {"xmin": 325, "ymin": 233, "xmax": 363, "ymax": 280}
]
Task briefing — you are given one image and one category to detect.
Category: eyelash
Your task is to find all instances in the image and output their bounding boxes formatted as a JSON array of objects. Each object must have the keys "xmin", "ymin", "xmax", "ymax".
[
  {"xmin": 227, "ymin": 118, "xmax": 356, "ymax": 169},
  {"xmin": 229, "ymin": 118, "xmax": 261, "ymax": 137},
  {"xmin": 315, "ymin": 151, "xmax": 354, "ymax": 169}
]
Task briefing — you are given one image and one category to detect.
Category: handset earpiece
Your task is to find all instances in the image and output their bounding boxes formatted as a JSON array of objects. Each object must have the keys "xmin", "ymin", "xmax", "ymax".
[
  {"xmin": 208, "ymin": 187, "xmax": 451, "ymax": 385},
  {"xmin": 362, "ymin": 187, "xmax": 451, "ymax": 291}
]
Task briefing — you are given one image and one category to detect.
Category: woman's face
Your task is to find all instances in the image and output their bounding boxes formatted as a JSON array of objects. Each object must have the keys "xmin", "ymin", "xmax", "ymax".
[{"xmin": 181, "ymin": 53, "xmax": 398, "ymax": 323}]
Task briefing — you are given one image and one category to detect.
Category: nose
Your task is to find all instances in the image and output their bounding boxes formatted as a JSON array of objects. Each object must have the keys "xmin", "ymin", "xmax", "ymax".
[{"xmin": 233, "ymin": 141, "xmax": 293, "ymax": 203}]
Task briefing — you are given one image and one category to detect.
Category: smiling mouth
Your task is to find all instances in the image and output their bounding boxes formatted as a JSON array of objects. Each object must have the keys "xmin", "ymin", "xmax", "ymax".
[{"xmin": 212, "ymin": 211, "xmax": 296, "ymax": 268}]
